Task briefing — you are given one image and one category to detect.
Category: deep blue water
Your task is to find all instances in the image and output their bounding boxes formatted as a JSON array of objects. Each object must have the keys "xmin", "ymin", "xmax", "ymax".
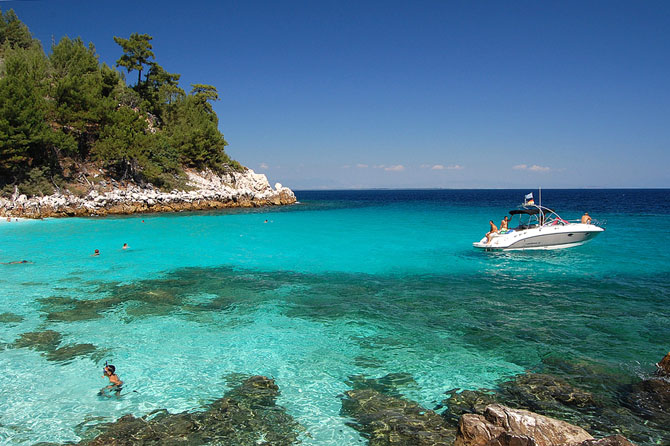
[{"xmin": 0, "ymin": 189, "xmax": 668, "ymax": 445}]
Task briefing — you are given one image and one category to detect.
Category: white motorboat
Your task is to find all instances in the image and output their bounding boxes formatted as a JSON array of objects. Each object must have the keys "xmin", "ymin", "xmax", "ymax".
[{"xmin": 473, "ymin": 201, "xmax": 604, "ymax": 251}]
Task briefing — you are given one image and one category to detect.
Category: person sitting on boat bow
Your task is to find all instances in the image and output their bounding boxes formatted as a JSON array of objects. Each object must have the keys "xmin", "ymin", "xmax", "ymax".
[
  {"xmin": 581, "ymin": 212, "xmax": 592, "ymax": 224},
  {"xmin": 486, "ymin": 220, "xmax": 498, "ymax": 244}
]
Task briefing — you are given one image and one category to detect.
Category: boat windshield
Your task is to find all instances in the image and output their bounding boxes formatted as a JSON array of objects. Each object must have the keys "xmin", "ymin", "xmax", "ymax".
[{"xmin": 509, "ymin": 205, "xmax": 567, "ymax": 229}]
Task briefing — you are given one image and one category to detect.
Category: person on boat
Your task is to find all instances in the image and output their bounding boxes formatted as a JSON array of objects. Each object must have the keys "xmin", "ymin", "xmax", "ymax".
[
  {"xmin": 486, "ymin": 220, "xmax": 498, "ymax": 243},
  {"xmin": 581, "ymin": 212, "xmax": 592, "ymax": 224},
  {"xmin": 500, "ymin": 216, "xmax": 509, "ymax": 231},
  {"xmin": 102, "ymin": 364, "xmax": 123, "ymax": 395}
]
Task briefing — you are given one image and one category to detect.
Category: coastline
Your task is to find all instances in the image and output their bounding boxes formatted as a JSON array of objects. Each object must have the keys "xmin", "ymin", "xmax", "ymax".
[{"xmin": 0, "ymin": 169, "xmax": 296, "ymax": 219}]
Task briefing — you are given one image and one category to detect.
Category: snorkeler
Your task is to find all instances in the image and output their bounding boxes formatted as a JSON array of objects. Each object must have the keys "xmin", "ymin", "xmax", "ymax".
[
  {"xmin": 1, "ymin": 260, "xmax": 33, "ymax": 264},
  {"xmin": 102, "ymin": 363, "xmax": 123, "ymax": 395}
]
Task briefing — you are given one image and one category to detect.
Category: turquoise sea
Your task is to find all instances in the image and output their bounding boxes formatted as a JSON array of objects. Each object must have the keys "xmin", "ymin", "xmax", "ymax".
[{"xmin": 1, "ymin": 189, "xmax": 669, "ymax": 445}]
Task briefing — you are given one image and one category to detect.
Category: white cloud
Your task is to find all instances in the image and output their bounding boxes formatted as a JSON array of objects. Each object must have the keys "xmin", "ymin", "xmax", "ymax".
[
  {"xmin": 356, "ymin": 164, "xmax": 369, "ymax": 168},
  {"xmin": 420, "ymin": 164, "xmax": 463, "ymax": 170},
  {"xmin": 371, "ymin": 164, "xmax": 404, "ymax": 171},
  {"xmin": 259, "ymin": 163, "xmax": 269, "ymax": 170},
  {"xmin": 512, "ymin": 164, "xmax": 551, "ymax": 172}
]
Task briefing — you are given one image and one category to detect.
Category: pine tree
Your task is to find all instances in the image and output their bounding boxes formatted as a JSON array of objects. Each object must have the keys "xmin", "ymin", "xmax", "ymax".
[
  {"xmin": 0, "ymin": 45, "xmax": 52, "ymax": 184},
  {"xmin": 113, "ymin": 33, "xmax": 154, "ymax": 87}
]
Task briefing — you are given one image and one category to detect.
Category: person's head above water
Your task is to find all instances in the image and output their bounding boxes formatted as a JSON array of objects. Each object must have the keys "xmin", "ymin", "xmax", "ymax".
[{"xmin": 104, "ymin": 364, "xmax": 116, "ymax": 375}]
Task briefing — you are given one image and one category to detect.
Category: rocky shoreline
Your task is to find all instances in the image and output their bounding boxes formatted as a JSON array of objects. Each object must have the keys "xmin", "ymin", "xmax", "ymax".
[{"xmin": 0, "ymin": 169, "xmax": 296, "ymax": 219}]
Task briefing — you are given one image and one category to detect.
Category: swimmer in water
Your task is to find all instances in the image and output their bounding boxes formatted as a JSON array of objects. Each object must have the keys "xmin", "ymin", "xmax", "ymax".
[{"xmin": 102, "ymin": 364, "xmax": 123, "ymax": 396}]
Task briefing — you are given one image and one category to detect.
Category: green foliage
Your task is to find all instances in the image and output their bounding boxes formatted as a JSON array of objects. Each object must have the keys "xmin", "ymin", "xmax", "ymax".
[
  {"xmin": 0, "ymin": 8, "xmax": 37, "ymax": 52},
  {"xmin": 0, "ymin": 10, "xmax": 241, "ymax": 194},
  {"xmin": 48, "ymin": 37, "xmax": 116, "ymax": 158},
  {"xmin": 165, "ymin": 94, "xmax": 229, "ymax": 170},
  {"xmin": 191, "ymin": 83, "xmax": 219, "ymax": 102},
  {"xmin": 139, "ymin": 62, "xmax": 183, "ymax": 121},
  {"xmin": 0, "ymin": 44, "xmax": 53, "ymax": 183},
  {"xmin": 17, "ymin": 166, "xmax": 57, "ymax": 196},
  {"xmin": 92, "ymin": 106, "xmax": 149, "ymax": 179},
  {"xmin": 113, "ymin": 33, "xmax": 154, "ymax": 87}
]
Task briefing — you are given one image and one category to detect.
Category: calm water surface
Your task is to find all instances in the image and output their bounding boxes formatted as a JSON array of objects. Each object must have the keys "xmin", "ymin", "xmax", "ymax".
[{"xmin": 0, "ymin": 189, "xmax": 668, "ymax": 445}]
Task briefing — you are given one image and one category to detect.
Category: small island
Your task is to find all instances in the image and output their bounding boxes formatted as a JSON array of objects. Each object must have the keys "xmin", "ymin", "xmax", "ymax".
[{"xmin": 0, "ymin": 10, "xmax": 295, "ymax": 219}]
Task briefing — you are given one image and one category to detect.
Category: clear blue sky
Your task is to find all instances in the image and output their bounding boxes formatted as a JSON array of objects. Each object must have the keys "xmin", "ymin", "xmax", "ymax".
[{"xmin": 6, "ymin": 0, "xmax": 669, "ymax": 189}]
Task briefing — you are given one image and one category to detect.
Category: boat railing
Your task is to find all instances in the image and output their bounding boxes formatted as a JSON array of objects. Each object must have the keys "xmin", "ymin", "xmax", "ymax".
[
  {"xmin": 592, "ymin": 218, "xmax": 607, "ymax": 228},
  {"xmin": 554, "ymin": 217, "xmax": 606, "ymax": 228}
]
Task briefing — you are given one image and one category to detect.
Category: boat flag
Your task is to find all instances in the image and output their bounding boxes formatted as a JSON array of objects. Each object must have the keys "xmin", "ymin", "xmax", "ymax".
[{"xmin": 524, "ymin": 192, "xmax": 534, "ymax": 205}]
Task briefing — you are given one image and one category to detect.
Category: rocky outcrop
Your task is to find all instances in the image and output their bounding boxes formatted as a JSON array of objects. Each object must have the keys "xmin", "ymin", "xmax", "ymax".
[
  {"xmin": 75, "ymin": 375, "xmax": 301, "ymax": 446},
  {"xmin": 621, "ymin": 352, "xmax": 670, "ymax": 427},
  {"xmin": 581, "ymin": 435, "xmax": 636, "ymax": 446},
  {"xmin": 341, "ymin": 388, "xmax": 457, "ymax": 445},
  {"xmin": 441, "ymin": 373, "xmax": 600, "ymax": 428},
  {"xmin": 656, "ymin": 352, "xmax": 670, "ymax": 377},
  {"xmin": 0, "ymin": 168, "xmax": 296, "ymax": 219},
  {"xmin": 623, "ymin": 376, "xmax": 670, "ymax": 425},
  {"xmin": 455, "ymin": 404, "xmax": 594, "ymax": 446}
]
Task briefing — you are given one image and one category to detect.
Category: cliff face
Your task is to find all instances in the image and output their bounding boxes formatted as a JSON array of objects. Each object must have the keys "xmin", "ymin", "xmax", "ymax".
[{"xmin": 0, "ymin": 169, "xmax": 296, "ymax": 219}]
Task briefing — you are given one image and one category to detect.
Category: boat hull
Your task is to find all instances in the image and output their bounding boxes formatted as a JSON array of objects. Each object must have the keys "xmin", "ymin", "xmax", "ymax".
[{"xmin": 473, "ymin": 224, "xmax": 604, "ymax": 251}]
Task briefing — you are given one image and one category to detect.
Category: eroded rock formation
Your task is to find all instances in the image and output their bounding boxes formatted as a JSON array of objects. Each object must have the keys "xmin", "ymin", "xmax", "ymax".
[
  {"xmin": 454, "ymin": 404, "xmax": 593, "ymax": 446},
  {"xmin": 0, "ymin": 169, "xmax": 296, "ymax": 219}
]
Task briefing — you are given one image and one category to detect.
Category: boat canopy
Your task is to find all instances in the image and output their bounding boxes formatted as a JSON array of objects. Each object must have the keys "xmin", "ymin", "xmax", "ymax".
[
  {"xmin": 509, "ymin": 209, "xmax": 539, "ymax": 215},
  {"xmin": 509, "ymin": 207, "xmax": 555, "ymax": 216}
]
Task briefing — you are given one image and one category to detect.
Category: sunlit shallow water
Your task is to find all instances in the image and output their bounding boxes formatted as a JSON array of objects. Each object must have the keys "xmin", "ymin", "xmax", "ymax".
[{"xmin": 0, "ymin": 189, "xmax": 668, "ymax": 445}]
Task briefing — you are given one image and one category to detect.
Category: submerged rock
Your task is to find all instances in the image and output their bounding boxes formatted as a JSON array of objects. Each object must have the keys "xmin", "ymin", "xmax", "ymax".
[
  {"xmin": 440, "ymin": 388, "xmax": 499, "ymax": 424},
  {"xmin": 341, "ymin": 388, "xmax": 456, "ymax": 446},
  {"xmin": 42, "ymin": 296, "xmax": 123, "ymax": 322},
  {"xmin": 11, "ymin": 329, "xmax": 98, "ymax": 363},
  {"xmin": 76, "ymin": 375, "xmax": 301, "ymax": 446},
  {"xmin": 498, "ymin": 373, "xmax": 601, "ymax": 412},
  {"xmin": 12, "ymin": 330, "xmax": 62, "ymax": 351},
  {"xmin": 0, "ymin": 312, "xmax": 24, "ymax": 323},
  {"xmin": 623, "ymin": 377, "xmax": 670, "ymax": 424},
  {"xmin": 346, "ymin": 372, "xmax": 418, "ymax": 397},
  {"xmin": 440, "ymin": 372, "xmax": 655, "ymax": 443},
  {"xmin": 454, "ymin": 404, "xmax": 593, "ymax": 446},
  {"xmin": 46, "ymin": 343, "xmax": 97, "ymax": 363},
  {"xmin": 581, "ymin": 435, "xmax": 636, "ymax": 446},
  {"xmin": 621, "ymin": 352, "xmax": 670, "ymax": 427},
  {"xmin": 441, "ymin": 373, "xmax": 599, "ymax": 428}
]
